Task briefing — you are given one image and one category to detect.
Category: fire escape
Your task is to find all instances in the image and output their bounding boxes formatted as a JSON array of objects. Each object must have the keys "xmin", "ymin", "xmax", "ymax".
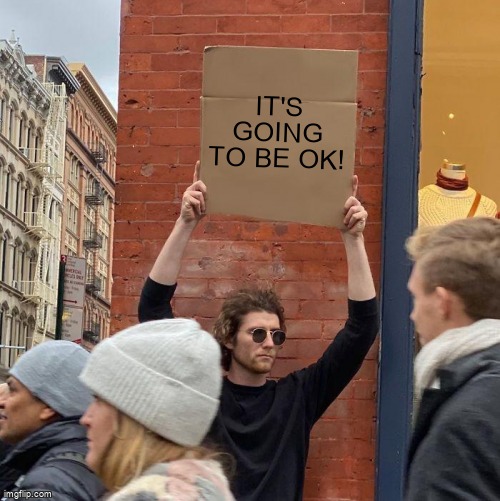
[
  {"xmin": 23, "ymin": 83, "xmax": 67, "ymax": 347},
  {"xmin": 83, "ymin": 144, "xmax": 106, "ymax": 341}
]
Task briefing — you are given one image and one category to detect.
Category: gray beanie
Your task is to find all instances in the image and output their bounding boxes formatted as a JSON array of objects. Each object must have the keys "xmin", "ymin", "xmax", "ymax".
[
  {"xmin": 10, "ymin": 340, "xmax": 92, "ymax": 417},
  {"xmin": 80, "ymin": 318, "xmax": 222, "ymax": 447}
]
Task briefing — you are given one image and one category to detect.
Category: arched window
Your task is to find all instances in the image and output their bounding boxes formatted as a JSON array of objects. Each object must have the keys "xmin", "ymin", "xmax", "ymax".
[
  {"xmin": 28, "ymin": 249, "xmax": 37, "ymax": 285},
  {"xmin": 18, "ymin": 112, "xmax": 28, "ymax": 148},
  {"xmin": 8, "ymin": 101, "xmax": 18, "ymax": 144},
  {"xmin": 23, "ymin": 180, "xmax": 32, "ymax": 223},
  {"xmin": 4, "ymin": 166, "xmax": 12, "ymax": 210},
  {"xmin": 0, "ymin": 92, "xmax": 7, "ymax": 136},
  {"xmin": 2, "ymin": 231, "xmax": 12, "ymax": 284},
  {"xmin": 15, "ymin": 172, "xmax": 24, "ymax": 218}
]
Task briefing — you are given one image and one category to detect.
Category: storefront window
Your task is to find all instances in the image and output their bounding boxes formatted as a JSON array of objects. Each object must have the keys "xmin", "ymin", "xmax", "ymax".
[{"xmin": 419, "ymin": 0, "xmax": 499, "ymax": 227}]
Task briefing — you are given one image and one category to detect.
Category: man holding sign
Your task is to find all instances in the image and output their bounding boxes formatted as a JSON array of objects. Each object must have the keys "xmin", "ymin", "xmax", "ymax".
[{"xmin": 138, "ymin": 162, "xmax": 378, "ymax": 500}]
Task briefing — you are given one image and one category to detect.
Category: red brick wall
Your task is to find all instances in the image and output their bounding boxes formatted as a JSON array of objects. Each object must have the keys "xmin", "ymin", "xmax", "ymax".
[{"xmin": 114, "ymin": 1, "xmax": 387, "ymax": 499}]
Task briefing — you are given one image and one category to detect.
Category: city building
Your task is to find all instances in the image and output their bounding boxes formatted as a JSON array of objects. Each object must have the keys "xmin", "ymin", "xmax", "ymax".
[
  {"xmin": 0, "ymin": 34, "xmax": 71, "ymax": 365},
  {"xmin": 0, "ymin": 33, "xmax": 116, "ymax": 368}
]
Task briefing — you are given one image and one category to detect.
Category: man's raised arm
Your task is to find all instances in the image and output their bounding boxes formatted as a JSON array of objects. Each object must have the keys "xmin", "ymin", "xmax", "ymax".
[
  {"xmin": 139, "ymin": 162, "xmax": 206, "ymax": 321},
  {"xmin": 341, "ymin": 175, "xmax": 376, "ymax": 301}
]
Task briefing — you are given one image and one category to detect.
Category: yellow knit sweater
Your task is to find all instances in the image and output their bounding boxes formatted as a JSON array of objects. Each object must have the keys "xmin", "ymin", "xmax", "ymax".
[{"xmin": 418, "ymin": 185, "xmax": 497, "ymax": 227}]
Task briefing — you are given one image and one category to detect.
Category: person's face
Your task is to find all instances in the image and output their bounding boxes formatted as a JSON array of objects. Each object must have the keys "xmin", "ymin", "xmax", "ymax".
[
  {"xmin": 0, "ymin": 377, "xmax": 55, "ymax": 445},
  {"xmin": 0, "ymin": 383, "xmax": 8, "ymax": 435},
  {"xmin": 227, "ymin": 310, "xmax": 283, "ymax": 376},
  {"xmin": 408, "ymin": 264, "xmax": 446, "ymax": 346},
  {"xmin": 80, "ymin": 396, "xmax": 118, "ymax": 471}
]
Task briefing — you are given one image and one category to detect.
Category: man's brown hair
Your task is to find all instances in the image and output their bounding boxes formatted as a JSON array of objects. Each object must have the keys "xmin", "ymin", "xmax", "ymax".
[
  {"xmin": 213, "ymin": 288, "xmax": 286, "ymax": 371},
  {"xmin": 406, "ymin": 217, "xmax": 500, "ymax": 321}
]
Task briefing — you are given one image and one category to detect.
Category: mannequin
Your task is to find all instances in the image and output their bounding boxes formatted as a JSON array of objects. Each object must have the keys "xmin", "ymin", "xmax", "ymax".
[{"xmin": 418, "ymin": 161, "xmax": 498, "ymax": 227}]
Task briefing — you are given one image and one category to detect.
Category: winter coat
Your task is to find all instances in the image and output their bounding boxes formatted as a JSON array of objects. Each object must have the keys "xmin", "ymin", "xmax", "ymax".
[
  {"xmin": 107, "ymin": 458, "xmax": 234, "ymax": 501},
  {"xmin": 0, "ymin": 417, "xmax": 105, "ymax": 501},
  {"xmin": 406, "ymin": 342, "xmax": 500, "ymax": 500}
]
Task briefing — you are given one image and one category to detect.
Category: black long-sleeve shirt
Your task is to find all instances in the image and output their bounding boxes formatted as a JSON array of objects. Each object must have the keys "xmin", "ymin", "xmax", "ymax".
[{"xmin": 139, "ymin": 277, "xmax": 379, "ymax": 501}]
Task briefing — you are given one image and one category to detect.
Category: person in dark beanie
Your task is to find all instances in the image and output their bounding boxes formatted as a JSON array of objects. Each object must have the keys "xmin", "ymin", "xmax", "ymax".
[
  {"xmin": 0, "ymin": 341, "xmax": 104, "ymax": 500},
  {"xmin": 79, "ymin": 318, "xmax": 234, "ymax": 500}
]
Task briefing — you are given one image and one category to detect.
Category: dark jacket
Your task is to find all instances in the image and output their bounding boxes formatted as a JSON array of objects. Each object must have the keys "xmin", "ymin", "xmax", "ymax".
[
  {"xmin": 0, "ymin": 418, "xmax": 105, "ymax": 501},
  {"xmin": 406, "ymin": 343, "xmax": 500, "ymax": 500}
]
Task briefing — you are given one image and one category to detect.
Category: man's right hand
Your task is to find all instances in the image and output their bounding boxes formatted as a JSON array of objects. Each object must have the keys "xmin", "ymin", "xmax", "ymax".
[{"xmin": 181, "ymin": 161, "xmax": 207, "ymax": 225}]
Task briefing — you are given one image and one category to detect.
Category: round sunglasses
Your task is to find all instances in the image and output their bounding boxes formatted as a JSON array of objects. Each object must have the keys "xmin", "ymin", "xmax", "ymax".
[{"xmin": 247, "ymin": 327, "xmax": 287, "ymax": 346}]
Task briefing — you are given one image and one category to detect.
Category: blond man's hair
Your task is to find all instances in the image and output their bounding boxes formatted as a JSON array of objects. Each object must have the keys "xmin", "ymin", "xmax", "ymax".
[
  {"xmin": 94, "ymin": 410, "xmax": 220, "ymax": 492},
  {"xmin": 406, "ymin": 217, "xmax": 500, "ymax": 321}
]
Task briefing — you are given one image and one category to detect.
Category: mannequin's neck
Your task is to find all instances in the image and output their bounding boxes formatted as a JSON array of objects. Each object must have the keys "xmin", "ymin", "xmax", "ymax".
[{"xmin": 440, "ymin": 167, "xmax": 466, "ymax": 180}]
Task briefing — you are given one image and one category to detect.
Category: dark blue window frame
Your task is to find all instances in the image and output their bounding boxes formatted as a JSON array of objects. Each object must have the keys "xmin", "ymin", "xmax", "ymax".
[{"xmin": 375, "ymin": 0, "xmax": 424, "ymax": 500}]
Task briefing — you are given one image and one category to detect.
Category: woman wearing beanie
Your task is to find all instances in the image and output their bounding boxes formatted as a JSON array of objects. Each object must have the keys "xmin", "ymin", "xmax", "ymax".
[{"xmin": 79, "ymin": 318, "xmax": 234, "ymax": 500}]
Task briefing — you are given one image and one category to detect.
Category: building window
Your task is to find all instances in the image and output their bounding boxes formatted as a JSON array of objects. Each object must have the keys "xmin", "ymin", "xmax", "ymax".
[
  {"xmin": 4, "ymin": 170, "xmax": 10, "ymax": 211},
  {"xmin": 67, "ymin": 202, "xmax": 78, "ymax": 233}
]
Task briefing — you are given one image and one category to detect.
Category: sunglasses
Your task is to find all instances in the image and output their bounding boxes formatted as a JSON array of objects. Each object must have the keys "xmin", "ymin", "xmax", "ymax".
[{"xmin": 248, "ymin": 328, "xmax": 287, "ymax": 346}]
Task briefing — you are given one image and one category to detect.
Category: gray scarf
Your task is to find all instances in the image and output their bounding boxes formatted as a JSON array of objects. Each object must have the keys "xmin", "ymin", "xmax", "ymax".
[{"xmin": 414, "ymin": 319, "xmax": 500, "ymax": 417}]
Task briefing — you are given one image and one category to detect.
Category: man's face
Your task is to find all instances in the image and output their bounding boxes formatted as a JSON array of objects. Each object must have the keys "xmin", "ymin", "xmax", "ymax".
[
  {"xmin": 408, "ymin": 264, "xmax": 446, "ymax": 346},
  {"xmin": 0, "ymin": 377, "xmax": 52, "ymax": 445},
  {"xmin": 228, "ymin": 310, "xmax": 283, "ymax": 376}
]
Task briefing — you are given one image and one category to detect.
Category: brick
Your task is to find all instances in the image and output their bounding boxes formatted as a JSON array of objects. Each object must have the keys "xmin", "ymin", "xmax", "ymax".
[
  {"xmin": 118, "ymin": 109, "xmax": 178, "ymax": 127},
  {"xmin": 330, "ymin": 14, "xmax": 388, "ymax": 32},
  {"xmin": 275, "ymin": 281, "xmax": 324, "ymax": 300},
  {"xmin": 119, "ymin": 91, "xmax": 151, "ymax": 110},
  {"xmin": 117, "ymin": 126, "xmax": 150, "ymax": 146},
  {"xmin": 116, "ymin": 182, "xmax": 176, "ymax": 202},
  {"xmin": 175, "ymin": 278, "xmax": 210, "ymax": 297},
  {"xmin": 178, "ymin": 145, "xmax": 201, "ymax": 164},
  {"xmin": 306, "ymin": 33, "xmax": 362, "ymax": 50},
  {"xmin": 174, "ymin": 297, "xmax": 224, "ymax": 317},
  {"xmin": 285, "ymin": 320, "xmax": 323, "ymax": 339},
  {"xmin": 151, "ymin": 53, "xmax": 203, "ymax": 73},
  {"xmin": 177, "ymin": 109, "xmax": 200, "ymax": 127},
  {"xmin": 217, "ymin": 16, "xmax": 282, "ymax": 33},
  {"xmin": 113, "ymin": 239, "xmax": 144, "ymax": 259},
  {"xmin": 120, "ymin": 53, "xmax": 152, "ymax": 72},
  {"xmin": 153, "ymin": 16, "xmax": 217, "ymax": 34},
  {"xmin": 360, "ymin": 147, "xmax": 384, "ymax": 167},
  {"xmin": 129, "ymin": 0, "xmax": 182, "ymax": 15},
  {"xmin": 357, "ymin": 89, "xmax": 386, "ymax": 110},
  {"xmin": 364, "ymin": 0, "xmax": 389, "ymax": 13},
  {"xmin": 359, "ymin": 70, "xmax": 386, "ymax": 91},
  {"xmin": 114, "ymin": 201, "xmax": 146, "ymax": 221},
  {"xmin": 117, "ymin": 145, "xmax": 179, "ymax": 165},
  {"xmin": 150, "ymin": 126, "xmax": 199, "ymax": 146},
  {"xmin": 177, "ymin": 34, "xmax": 246, "ymax": 53},
  {"xmin": 358, "ymin": 50, "xmax": 387, "ymax": 71},
  {"xmin": 179, "ymin": 71, "xmax": 202, "ymax": 89},
  {"xmin": 361, "ymin": 32, "xmax": 388, "ymax": 50},
  {"xmin": 112, "ymin": 276, "xmax": 146, "ymax": 297},
  {"xmin": 120, "ymin": 71, "xmax": 180, "ymax": 91},
  {"xmin": 281, "ymin": 15, "xmax": 331, "ymax": 33},
  {"xmin": 121, "ymin": 16, "xmax": 153, "ymax": 36},
  {"xmin": 144, "ymin": 201, "xmax": 180, "ymax": 221},
  {"xmin": 356, "ymin": 125, "xmax": 385, "ymax": 148},
  {"xmin": 245, "ymin": 34, "xmax": 308, "ymax": 48},
  {"xmin": 248, "ymin": 0, "xmax": 306, "ymax": 14},
  {"xmin": 300, "ymin": 299, "xmax": 348, "ymax": 320},
  {"xmin": 280, "ymin": 339, "xmax": 330, "ymax": 360},
  {"xmin": 121, "ymin": 35, "xmax": 180, "ymax": 54},
  {"xmin": 182, "ymin": 0, "xmax": 246, "ymax": 14},
  {"xmin": 308, "ymin": 0, "xmax": 363, "ymax": 14}
]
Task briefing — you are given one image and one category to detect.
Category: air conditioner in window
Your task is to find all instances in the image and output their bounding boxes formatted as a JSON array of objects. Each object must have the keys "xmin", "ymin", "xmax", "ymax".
[{"xmin": 12, "ymin": 280, "xmax": 18, "ymax": 289}]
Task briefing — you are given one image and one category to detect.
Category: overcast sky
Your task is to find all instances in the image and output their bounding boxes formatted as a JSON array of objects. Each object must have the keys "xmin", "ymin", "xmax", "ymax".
[{"xmin": 0, "ymin": 0, "xmax": 121, "ymax": 109}]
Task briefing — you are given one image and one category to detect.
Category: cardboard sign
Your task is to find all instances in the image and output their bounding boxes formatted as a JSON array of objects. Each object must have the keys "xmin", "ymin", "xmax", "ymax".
[{"xmin": 200, "ymin": 46, "xmax": 358, "ymax": 227}]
